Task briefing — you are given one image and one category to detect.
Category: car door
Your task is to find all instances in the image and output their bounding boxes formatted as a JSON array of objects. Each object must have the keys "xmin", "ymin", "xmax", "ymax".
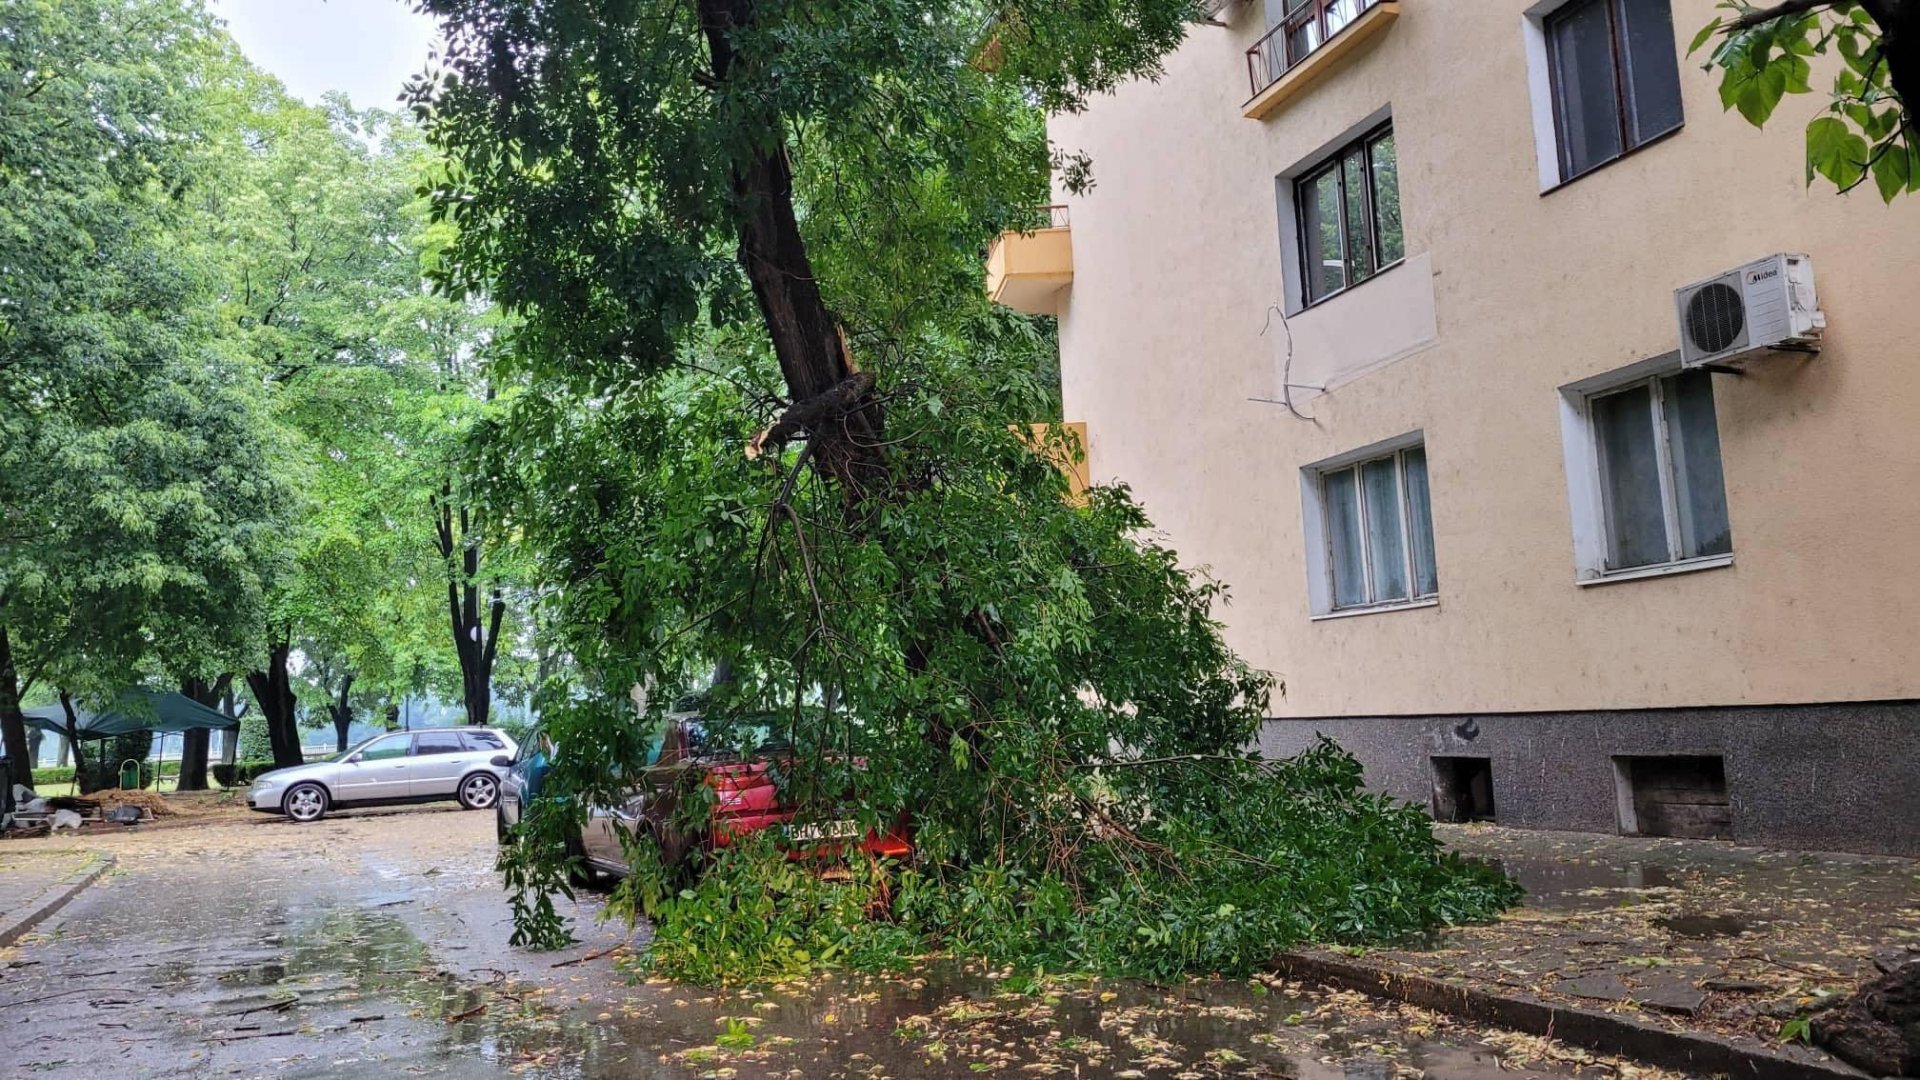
[
  {"xmin": 333, "ymin": 734, "xmax": 414, "ymax": 802},
  {"xmin": 407, "ymin": 729, "xmax": 469, "ymax": 797}
]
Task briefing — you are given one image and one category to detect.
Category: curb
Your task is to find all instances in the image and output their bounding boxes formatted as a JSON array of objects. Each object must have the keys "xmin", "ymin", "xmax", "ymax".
[
  {"xmin": 0, "ymin": 854, "xmax": 115, "ymax": 947},
  {"xmin": 1273, "ymin": 949, "xmax": 1868, "ymax": 1080}
]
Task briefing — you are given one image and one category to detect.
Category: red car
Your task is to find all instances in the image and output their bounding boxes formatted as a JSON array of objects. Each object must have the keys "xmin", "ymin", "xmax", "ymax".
[{"xmin": 561, "ymin": 714, "xmax": 911, "ymax": 884}]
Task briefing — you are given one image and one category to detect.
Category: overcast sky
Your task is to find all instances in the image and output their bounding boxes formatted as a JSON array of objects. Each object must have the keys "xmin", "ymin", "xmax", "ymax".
[{"xmin": 212, "ymin": 0, "xmax": 440, "ymax": 112}]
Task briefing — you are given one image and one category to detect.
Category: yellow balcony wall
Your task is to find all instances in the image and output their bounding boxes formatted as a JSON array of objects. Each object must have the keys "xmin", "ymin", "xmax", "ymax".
[
  {"xmin": 987, "ymin": 224, "xmax": 1073, "ymax": 316},
  {"xmin": 1014, "ymin": 421, "xmax": 1090, "ymax": 502}
]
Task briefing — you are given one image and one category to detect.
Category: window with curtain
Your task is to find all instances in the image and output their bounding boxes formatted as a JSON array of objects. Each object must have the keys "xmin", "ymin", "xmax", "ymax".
[
  {"xmin": 1315, "ymin": 443, "xmax": 1439, "ymax": 611},
  {"xmin": 1590, "ymin": 370, "xmax": 1731, "ymax": 571},
  {"xmin": 1545, "ymin": 0, "xmax": 1684, "ymax": 182},
  {"xmin": 1295, "ymin": 122, "xmax": 1403, "ymax": 306}
]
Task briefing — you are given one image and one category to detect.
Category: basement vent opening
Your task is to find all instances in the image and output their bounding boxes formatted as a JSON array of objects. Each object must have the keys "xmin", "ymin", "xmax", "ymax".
[
  {"xmin": 1614, "ymin": 755, "xmax": 1731, "ymax": 840},
  {"xmin": 1430, "ymin": 756, "xmax": 1495, "ymax": 823}
]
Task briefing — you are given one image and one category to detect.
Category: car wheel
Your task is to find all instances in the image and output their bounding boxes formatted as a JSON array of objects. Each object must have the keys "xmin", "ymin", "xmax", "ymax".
[
  {"xmin": 564, "ymin": 830, "xmax": 598, "ymax": 889},
  {"xmin": 283, "ymin": 782, "xmax": 329, "ymax": 823},
  {"xmin": 495, "ymin": 804, "xmax": 509, "ymax": 845},
  {"xmin": 458, "ymin": 772, "xmax": 500, "ymax": 810}
]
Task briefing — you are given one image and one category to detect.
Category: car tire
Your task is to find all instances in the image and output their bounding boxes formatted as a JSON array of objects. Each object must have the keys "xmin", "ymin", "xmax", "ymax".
[
  {"xmin": 458, "ymin": 772, "xmax": 500, "ymax": 811},
  {"xmin": 283, "ymin": 782, "xmax": 329, "ymax": 823},
  {"xmin": 495, "ymin": 804, "xmax": 510, "ymax": 845}
]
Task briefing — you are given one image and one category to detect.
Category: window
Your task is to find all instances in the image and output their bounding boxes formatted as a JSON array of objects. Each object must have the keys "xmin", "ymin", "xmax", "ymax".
[
  {"xmin": 1561, "ymin": 359, "xmax": 1733, "ymax": 582},
  {"xmin": 1304, "ymin": 438, "xmax": 1438, "ymax": 614},
  {"xmin": 358, "ymin": 735, "xmax": 410, "ymax": 762},
  {"xmin": 1431, "ymin": 757, "xmax": 1496, "ymax": 823},
  {"xmin": 1590, "ymin": 370, "xmax": 1730, "ymax": 571},
  {"xmin": 1295, "ymin": 123, "xmax": 1402, "ymax": 306},
  {"xmin": 1545, "ymin": 0, "xmax": 1684, "ymax": 182},
  {"xmin": 463, "ymin": 730, "xmax": 506, "ymax": 752},
  {"xmin": 413, "ymin": 731, "xmax": 465, "ymax": 756}
]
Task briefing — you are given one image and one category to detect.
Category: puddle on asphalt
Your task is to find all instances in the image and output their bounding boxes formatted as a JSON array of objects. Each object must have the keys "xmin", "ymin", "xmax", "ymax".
[
  {"xmin": 1652, "ymin": 913, "xmax": 1748, "ymax": 938},
  {"xmin": 1467, "ymin": 855, "xmax": 1678, "ymax": 913}
]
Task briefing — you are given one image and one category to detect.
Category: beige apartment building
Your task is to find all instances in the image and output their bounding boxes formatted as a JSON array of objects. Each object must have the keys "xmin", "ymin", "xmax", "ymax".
[{"xmin": 990, "ymin": 0, "xmax": 1920, "ymax": 855}]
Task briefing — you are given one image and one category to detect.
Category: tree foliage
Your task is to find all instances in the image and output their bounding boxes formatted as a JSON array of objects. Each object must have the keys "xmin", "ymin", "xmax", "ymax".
[
  {"xmin": 416, "ymin": 0, "xmax": 1516, "ymax": 976},
  {"xmin": 1694, "ymin": 0, "xmax": 1920, "ymax": 200}
]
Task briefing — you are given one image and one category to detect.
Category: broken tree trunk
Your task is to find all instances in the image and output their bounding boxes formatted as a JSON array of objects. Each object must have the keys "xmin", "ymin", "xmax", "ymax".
[
  {"xmin": 696, "ymin": 0, "xmax": 886, "ymax": 497},
  {"xmin": 1815, "ymin": 958, "xmax": 1920, "ymax": 1077}
]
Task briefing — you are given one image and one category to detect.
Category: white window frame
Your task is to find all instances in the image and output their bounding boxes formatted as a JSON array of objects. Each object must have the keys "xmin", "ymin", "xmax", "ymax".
[
  {"xmin": 1300, "ymin": 431, "xmax": 1439, "ymax": 618},
  {"xmin": 1558, "ymin": 353, "xmax": 1734, "ymax": 585}
]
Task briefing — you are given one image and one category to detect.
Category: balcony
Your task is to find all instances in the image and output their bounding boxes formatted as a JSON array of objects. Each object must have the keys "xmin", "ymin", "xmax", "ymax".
[
  {"xmin": 1244, "ymin": 0, "xmax": 1399, "ymax": 121},
  {"xmin": 986, "ymin": 206, "xmax": 1073, "ymax": 316}
]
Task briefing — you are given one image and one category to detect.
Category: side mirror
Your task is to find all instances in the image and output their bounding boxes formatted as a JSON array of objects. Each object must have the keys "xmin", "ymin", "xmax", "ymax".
[
  {"xmin": 490, "ymin": 755, "xmax": 513, "ymax": 768},
  {"xmin": 346, "ymin": 753, "xmax": 363, "ymax": 764}
]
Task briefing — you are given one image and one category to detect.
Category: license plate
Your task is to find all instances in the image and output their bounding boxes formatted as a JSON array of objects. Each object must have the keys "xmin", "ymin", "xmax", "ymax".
[{"xmin": 788, "ymin": 819, "xmax": 860, "ymax": 842}]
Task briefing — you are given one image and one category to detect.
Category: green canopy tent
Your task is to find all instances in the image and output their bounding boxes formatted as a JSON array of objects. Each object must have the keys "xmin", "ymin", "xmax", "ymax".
[{"xmin": 23, "ymin": 691, "xmax": 237, "ymax": 791}]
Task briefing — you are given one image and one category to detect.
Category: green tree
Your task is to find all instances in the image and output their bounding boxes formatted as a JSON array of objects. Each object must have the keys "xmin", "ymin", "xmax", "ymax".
[
  {"xmin": 0, "ymin": 0, "xmax": 282, "ymax": 789},
  {"xmin": 1694, "ymin": 1, "xmax": 1920, "ymax": 199},
  {"xmin": 418, "ymin": 0, "xmax": 1516, "ymax": 970}
]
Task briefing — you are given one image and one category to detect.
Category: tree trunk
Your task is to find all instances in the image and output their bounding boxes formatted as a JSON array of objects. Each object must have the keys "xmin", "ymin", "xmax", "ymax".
[
  {"xmin": 245, "ymin": 635, "xmax": 303, "ymax": 768},
  {"xmin": 696, "ymin": 0, "xmax": 887, "ymax": 495},
  {"xmin": 330, "ymin": 671, "xmax": 355, "ymax": 752},
  {"xmin": 435, "ymin": 494, "xmax": 504, "ymax": 729},
  {"xmin": 175, "ymin": 675, "xmax": 229, "ymax": 791},
  {"xmin": 59, "ymin": 690, "xmax": 88, "ymax": 795},
  {"xmin": 1858, "ymin": 0, "xmax": 1920, "ymax": 118},
  {"xmin": 57, "ymin": 733, "xmax": 71, "ymax": 768},
  {"xmin": 0, "ymin": 625, "xmax": 32, "ymax": 790},
  {"xmin": 218, "ymin": 689, "xmax": 239, "ymax": 765}
]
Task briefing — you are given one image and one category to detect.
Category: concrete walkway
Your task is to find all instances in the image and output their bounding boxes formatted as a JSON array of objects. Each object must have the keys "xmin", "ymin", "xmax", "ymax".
[
  {"xmin": 0, "ymin": 848, "xmax": 114, "ymax": 946},
  {"xmin": 1286, "ymin": 824, "xmax": 1920, "ymax": 1075}
]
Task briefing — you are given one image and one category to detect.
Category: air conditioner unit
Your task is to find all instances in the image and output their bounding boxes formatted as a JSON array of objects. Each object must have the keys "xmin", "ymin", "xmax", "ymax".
[
  {"xmin": 1673, "ymin": 253, "xmax": 1824, "ymax": 370},
  {"xmin": 1200, "ymin": 0, "xmax": 1250, "ymax": 25}
]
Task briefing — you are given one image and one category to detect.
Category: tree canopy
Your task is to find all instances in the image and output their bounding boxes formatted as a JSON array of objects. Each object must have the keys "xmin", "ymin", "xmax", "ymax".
[{"xmin": 413, "ymin": 0, "xmax": 1517, "ymax": 977}]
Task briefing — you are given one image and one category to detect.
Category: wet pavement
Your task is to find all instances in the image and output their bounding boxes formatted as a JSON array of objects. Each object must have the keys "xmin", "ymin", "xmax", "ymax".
[
  {"xmin": 0, "ymin": 803, "xmax": 1672, "ymax": 1078},
  {"xmin": 1363, "ymin": 825, "xmax": 1920, "ymax": 1047}
]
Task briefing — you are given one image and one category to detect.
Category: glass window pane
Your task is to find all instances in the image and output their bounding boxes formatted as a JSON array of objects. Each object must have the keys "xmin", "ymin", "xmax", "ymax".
[
  {"xmin": 1368, "ymin": 130, "xmax": 1403, "ymax": 266},
  {"xmin": 1402, "ymin": 447, "xmax": 1439, "ymax": 597},
  {"xmin": 1593, "ymin": 384, "xmax": 1670, "ymax": 569},
  {"xmin": 1362, "ymin": 457, "xmax": 1409, "ymax": 602},
  {"xmin": 416, "ymin": 731, "xmax": 464, "ymax": 756},
  {"xmin": 361, "ymin": 736, "xmax": 410, "ymax": 762},
  {"xmin": 1661, "ymin": 371, "xmax": 1732, "ymax": 558},
  {"xmin": 1549, "ymin": 0, "xmax": 1625, "ymax": 178},
  {"xmin": 1618, "ymin": 0, "xmax": 1684, "ymax": 144},
  {"xmin": 1341, "ymin": 149, "xmax": 1374, "ymax": 286},
  {"xmin": 1299, "ymin": 167, "xmax": 1345, "ymax": 302},
  {"xmin": 1325, "ymin": 0, "xmax": 1360, "ymax": 37},
  {"xmin": 1324, "ymin": 468, "xmax": 1367, "ymax": 608}
]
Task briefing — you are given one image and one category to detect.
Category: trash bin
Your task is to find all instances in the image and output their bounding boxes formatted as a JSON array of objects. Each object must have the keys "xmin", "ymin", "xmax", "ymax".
[{"xmin": 118, "ymin": 758, "xmax": 142, "ymax": 790}]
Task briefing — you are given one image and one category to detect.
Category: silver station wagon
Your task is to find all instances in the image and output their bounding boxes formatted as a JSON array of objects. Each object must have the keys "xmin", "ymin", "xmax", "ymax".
[{"xmin": 248, "ymin": 727, "xmax": 518, "ymax": 823}]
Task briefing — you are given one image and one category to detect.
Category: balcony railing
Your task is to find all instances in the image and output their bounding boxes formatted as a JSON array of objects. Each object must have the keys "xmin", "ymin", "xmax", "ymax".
[{"xmin": 1246, "ymin": 0, "xmax": 1381, "ymax": 98}]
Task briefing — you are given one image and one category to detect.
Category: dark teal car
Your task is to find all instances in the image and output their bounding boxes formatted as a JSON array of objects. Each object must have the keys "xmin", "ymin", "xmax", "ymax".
[{"xmin": 493, "ymin": 726, "xmax": 553, "ymax": 842}]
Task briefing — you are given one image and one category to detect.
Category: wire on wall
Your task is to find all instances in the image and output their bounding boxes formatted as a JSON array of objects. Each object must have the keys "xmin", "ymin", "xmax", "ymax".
[{"xmin": 1251, "ymin": 301, "xmax": 1318, "ymax": 422}]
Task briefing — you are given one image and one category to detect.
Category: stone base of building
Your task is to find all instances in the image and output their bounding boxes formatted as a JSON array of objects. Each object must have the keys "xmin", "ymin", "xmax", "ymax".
[{"xmin": 1256, "ymin": 702, "xmax": 1920, "ymax": 858}]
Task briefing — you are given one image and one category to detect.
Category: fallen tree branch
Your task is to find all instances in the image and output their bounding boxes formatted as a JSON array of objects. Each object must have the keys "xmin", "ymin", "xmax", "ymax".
[{"xmin": 550, "ymin": 943, "xmax": 622, "ymax": 968}]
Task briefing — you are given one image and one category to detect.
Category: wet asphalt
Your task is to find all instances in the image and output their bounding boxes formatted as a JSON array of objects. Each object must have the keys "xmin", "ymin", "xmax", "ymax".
[{"xmin": 0, "ymin": 804, "xmax": 1640, "ymax": 1078}]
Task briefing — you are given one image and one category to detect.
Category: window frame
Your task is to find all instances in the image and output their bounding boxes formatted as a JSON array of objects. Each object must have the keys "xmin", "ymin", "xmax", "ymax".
[
  {"xmin": 1542, "ymin": 0, "xmax": 1685, "ymax": 184},
  {"xmin": 1293, "ymin": 121, "xmax": 1403, "ymax": 309},
  {"xmin": 1559, "ymin": 355, "xmax": 1734, "ymax": 585},
  {"xmin": 1301, "ymin": 433, "xmax": 1439, "ymax": 618}
]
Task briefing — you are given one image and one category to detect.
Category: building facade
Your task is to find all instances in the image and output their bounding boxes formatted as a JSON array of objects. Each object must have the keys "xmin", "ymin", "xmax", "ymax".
[{"xmin": 991, "ymin": 0, "xmax": 1920, "ymax": 856}]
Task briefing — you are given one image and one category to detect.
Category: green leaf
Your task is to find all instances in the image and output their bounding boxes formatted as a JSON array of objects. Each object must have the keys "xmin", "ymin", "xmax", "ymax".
[
  {"xmin": 1807, "ymin": 117, "xmax": 1870, "ymax": 188},
  {"xmin": 1871, "ymin": 137, "xmax": 1913, "ymax": 202},
  {"xmin": 1688, "ymin": 18, "xmax": 1723, "ymax": 56}
]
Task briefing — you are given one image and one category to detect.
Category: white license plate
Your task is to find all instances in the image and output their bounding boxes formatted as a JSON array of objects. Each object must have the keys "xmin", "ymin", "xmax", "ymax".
[{"xmin": 788, "ymin": 819, "xmax": 861, "ymax": 842}]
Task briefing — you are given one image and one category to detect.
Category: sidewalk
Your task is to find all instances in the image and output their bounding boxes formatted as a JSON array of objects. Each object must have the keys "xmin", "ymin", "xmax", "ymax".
[
  {"xmin": 0, "ymin": 848, "xmax": 114, "ymax": 946},
  {"xmin": 1284, "ymin": 824, "xmax": 1920, "ymax": 1075}
]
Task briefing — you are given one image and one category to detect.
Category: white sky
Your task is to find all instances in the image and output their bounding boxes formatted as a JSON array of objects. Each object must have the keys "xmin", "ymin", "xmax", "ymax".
[{"xmin": 211, "ymin": 0, "xmax": 440, "ymax": 112}]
